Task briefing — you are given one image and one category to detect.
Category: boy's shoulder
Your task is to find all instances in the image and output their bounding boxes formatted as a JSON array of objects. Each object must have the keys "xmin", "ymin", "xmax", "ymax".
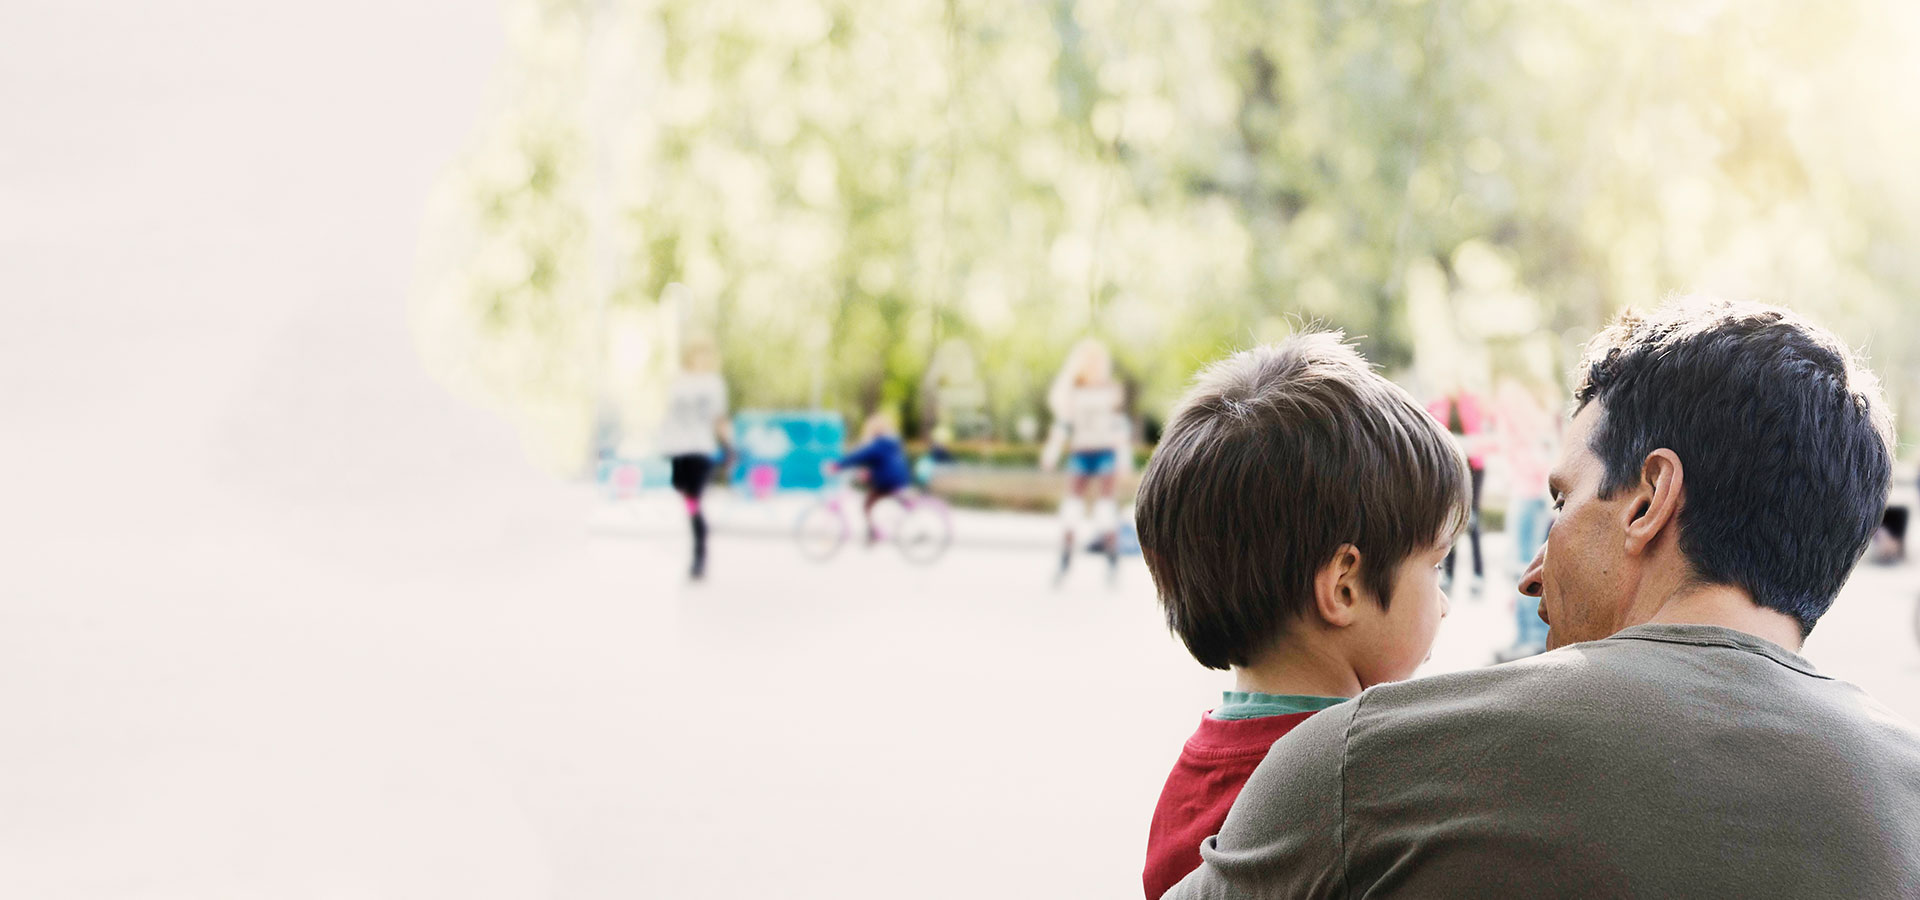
[{"xmin": 1181, "ymin": 707, "xmax": 1329, "ymax": 759}]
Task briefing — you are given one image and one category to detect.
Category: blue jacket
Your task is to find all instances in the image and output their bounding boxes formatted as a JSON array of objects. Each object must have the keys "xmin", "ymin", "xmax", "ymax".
[{"xmin": 838, "ymin": 436, "xmax": 912, "ymax": 492}]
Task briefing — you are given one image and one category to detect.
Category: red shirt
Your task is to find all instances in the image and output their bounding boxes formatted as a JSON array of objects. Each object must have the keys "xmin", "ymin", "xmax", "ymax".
[
  {"xmin": 1143, "ymin": 711, "xmax": 1319, "ymax": 899},
  {"xmin": 1426, "ymin": 392, "xmax": 1491, "ymax": 468}
]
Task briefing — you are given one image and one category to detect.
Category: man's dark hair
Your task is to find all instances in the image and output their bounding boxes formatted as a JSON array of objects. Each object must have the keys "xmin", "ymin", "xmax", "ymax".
[
  {"xmin": 1135, "ymin": 333, "xmax": 1470, "ymax": 670},
  {"xmin": 1574, "ymin": 297, "xmax": 1894, "ymax": 635}
]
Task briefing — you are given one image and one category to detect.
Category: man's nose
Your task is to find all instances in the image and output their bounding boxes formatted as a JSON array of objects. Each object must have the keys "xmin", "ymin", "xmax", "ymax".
[{"xmin": 1517, "ymin": 544, "xmax": 1546, "ymax": 598}]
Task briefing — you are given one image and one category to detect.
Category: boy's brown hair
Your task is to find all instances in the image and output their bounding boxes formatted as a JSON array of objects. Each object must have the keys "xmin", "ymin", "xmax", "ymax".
[{"xmin": 1135, "ymin": 333, "xmax": 1470, "ymax": 670}]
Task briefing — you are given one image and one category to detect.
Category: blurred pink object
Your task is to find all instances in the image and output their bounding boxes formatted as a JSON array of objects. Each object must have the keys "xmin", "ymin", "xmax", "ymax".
[
  {"xmin": 1427, "ymin": 391, "xmax": 1490, "ymax": 468},
  {"xmin": 749, "ymin": 462, "xmax": 778, "ymax": 499},
  {"xmin": 611, "ymin": 463, "xmax": 641, "ymax": 498},
  {"xmin": 1494, "ymin": 382, "xmax": 1558, "ymax": 498}
]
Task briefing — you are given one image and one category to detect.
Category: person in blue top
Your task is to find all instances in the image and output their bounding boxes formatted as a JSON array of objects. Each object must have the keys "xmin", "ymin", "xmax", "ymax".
[{"xmin": 829, "ymin": 411, "xmax": 914, "ymax": 544}]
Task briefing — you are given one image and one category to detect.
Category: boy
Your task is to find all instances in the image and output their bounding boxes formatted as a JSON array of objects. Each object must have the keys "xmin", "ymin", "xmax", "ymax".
[{"xmin": 1133, "ymin": 334, "xmax": 1469, "ymax": 899}]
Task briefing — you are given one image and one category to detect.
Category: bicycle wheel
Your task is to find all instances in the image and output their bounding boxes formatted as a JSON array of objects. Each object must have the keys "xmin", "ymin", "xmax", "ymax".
[
  {"xmin": 865, "ymin": 493, "xmax": 910, "ymax": 543},
  {"xmin": 892, "ymin": 496, "xmax": 953, "ymax": 564},
  {"xmin": 795, "ymin": 500, "xmax": 848, "ymax": 562}
]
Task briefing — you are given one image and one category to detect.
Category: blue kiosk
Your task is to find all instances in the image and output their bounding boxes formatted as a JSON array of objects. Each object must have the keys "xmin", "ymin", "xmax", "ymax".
[{"xmin": 730, "ymin": 410, "xmax": 845, "ymax": 494}]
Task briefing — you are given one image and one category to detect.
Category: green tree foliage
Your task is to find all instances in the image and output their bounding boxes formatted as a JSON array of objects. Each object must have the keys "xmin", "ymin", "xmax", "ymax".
[{"xmin": 414, "ymin": 0, "xmax": 1920, "ymax": 469}]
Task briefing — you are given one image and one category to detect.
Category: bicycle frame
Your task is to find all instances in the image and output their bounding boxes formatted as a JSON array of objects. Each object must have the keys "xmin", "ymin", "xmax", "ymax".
[{"xmin": 795, "ymin": 472, "xmax": 951, "ymax": 563}]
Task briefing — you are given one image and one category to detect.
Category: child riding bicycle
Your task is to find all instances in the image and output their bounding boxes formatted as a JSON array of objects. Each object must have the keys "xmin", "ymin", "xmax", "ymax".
[{"xmin": 826, "ymin": 411, "xmax": 914, "ymax": 545}]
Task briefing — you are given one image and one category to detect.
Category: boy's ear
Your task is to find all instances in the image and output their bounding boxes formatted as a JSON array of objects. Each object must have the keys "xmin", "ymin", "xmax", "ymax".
[{"xmin": 1312, "ymin": 544, "xmax": 1365, "ymax": 628}]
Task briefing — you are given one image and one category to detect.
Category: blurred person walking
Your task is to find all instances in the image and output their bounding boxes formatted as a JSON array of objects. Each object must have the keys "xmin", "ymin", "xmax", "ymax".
[
  {"xmin": 1494, "ymin": 379, "xmax": 1558, "ymax": 661},
  {"xmin": 1428, "ymin": 385, "xmax": 1489, "ymax": 595},
  {"xmin": 1042, "ymin": 338, "xmax": 1131, "ymax": 583},
  {"xmin": 657, "ymin": 339, "xmax": 731, "ymax": 580}
]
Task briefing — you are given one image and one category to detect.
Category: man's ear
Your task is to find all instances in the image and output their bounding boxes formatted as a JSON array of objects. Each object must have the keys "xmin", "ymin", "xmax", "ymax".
[
  {"xmin": 1312, "ymin": 544, "xmax": 1365, "ymax": 627},
  {"xmin": 1623, "ymin": 449, "xmax": 1684, "ymax": 556}
]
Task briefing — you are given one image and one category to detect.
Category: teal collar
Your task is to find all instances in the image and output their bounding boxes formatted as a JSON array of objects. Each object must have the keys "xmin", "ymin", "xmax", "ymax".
[{"xmin": 1208, "ymin": 690, "xmax": 1348, "ymax": 721}]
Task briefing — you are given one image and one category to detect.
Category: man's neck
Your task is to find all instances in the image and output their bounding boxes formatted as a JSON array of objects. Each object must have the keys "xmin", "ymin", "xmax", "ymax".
[
  {"xmin": 1232, "ymin": 641, "xmax": 1362, "ymax": 699},
  {"xmin": 1641, "ymin": 583, "xmax": 1805, "ymax": 652}
]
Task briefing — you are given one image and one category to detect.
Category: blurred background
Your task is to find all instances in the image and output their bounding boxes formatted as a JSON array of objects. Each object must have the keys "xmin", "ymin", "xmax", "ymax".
[
  {"xmin": 415, "ymin": 0, "xmax": 1920, "ymax": 465},
  {"xmin": 6, "ymin": 0, "xmax": 1920, "ymax": 897}
]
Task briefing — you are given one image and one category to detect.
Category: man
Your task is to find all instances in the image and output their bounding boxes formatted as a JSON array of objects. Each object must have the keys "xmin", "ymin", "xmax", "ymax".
[{"xmin": 1164, "ymin": 299, "xmax": 1920, "ymax": 898}]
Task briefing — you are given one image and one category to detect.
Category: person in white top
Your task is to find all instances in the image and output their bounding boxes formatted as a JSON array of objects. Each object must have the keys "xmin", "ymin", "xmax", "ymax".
[
  {"xmin": 657, "ymin": 339, "xmax": 731, "ymax": 580},
  {"xmin": 1042, "ymin": 338, "xmax": 1131, "ymax": 582}
]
